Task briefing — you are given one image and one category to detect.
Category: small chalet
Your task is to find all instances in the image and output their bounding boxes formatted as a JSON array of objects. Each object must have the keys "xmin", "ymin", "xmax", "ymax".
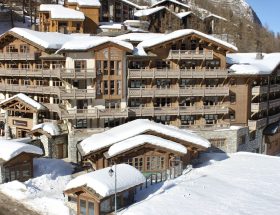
[
  {"xmin": 0, "ymin": 93, "xmax": 48, "ymax": 139},
  {"xmin": 0, "ymin": 139, "xmax": 43, "ymax": 184},
  {"xmin": 30, "ymin": 122, "xmax": 69, "ymax": 159},
  {"xmin": 64, "ymin": 164, "xmax": 145, "ymax": 215},
  {"xmin": 78, "ymin": 119, "xmax": 210, "ymax": 174}
]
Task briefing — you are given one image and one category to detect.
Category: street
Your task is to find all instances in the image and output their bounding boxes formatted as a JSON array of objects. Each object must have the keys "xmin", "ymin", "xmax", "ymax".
[{"xmin": 0, "ymin": 191, "xmax": 40, "ymax": 215}]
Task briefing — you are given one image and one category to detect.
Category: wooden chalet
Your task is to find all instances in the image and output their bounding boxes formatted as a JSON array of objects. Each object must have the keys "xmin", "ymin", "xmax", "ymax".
[
  {"xmin": 0, "ymin": 93, "xmax": 47, "ymax": 138},
  {"xmin": 64, "ymin": 164, "xmax": 145, "ymax": 215},
  {"xmin": 0, "ymin": 140, "xmax": 43, "ymax": 184},
  {"xmin": 78, "ymin": 119, "xmax": 210, "ymax": 174}
]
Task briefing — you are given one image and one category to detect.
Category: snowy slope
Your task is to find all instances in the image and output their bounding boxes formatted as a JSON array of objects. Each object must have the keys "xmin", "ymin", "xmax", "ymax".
[{"xmin": 120, "ymin": 152, "xmax": 280, "ymax": 215}]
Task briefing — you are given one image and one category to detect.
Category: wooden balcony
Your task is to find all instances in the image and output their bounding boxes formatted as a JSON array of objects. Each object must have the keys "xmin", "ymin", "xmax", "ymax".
[
  {"xmin": 248, "ymin": 118, "xmax": 267, "ymax": 130},
  {"xmin": 251, "ymin": 102, "xmax": 268, "ymax": 112},
  {"xmin": 269, "ymin": 98, "xmax": 280, "ymax": 109},
  {"xmin": 128, "ymin": 86, "xmax": 229, "ymax": 98},
  {"xmin": 0, "ymin": 84, "xmax": 96, "ymax": 99},
  {"xmin": 269, "ymin": 112, "xmax": 280, "ymax": 124},
  {"xmin": 61, "ymin": 108, "xmax": 128, "ymax": 119},
  {"xmin": 128, "ymin": 105, "xmax": 228, "ymax": 117},
  {"xmin": 128, "ymin": 68, "xmax": 228, "ymax": 79},
  {"xmin": 0, "ymin": 84, "xmax": 60, "ymax": 95},
  {"xmin": 252, "ymin": 84, "xmax": 280, "ymax": 96},
  {"xmin": 0, "ymin": 68, "xmax": 96, "ymax": 79},
  {"xmin": 0, "ymin": 52, "xmax": 37, "ymax": 60},
  {"xmin": 59, "ymin": 89, "xmax": 96, "ymax": 99},
  {"xmin": 168, "ymin": 50, "xmax": 213, "ymax": 60}
]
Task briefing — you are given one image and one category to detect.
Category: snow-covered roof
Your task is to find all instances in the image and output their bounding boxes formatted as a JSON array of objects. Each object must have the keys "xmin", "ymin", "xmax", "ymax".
[
  {"xmin": 7, "ymin": 28, "xmax": 73, "ymax": 49},
  {"xmin": 65, "ymin": 164, "xmax": 145, "ymax": 197},
  {"xmin": 39, "ymin": 4, "xmax": 85, "ymax": 20},
  {"xmin": 0, "ymin": 93, "xmax": 46, "ymax": 111},
  {"xmin": 176, "ymin": 11, "xmax": 193, "ymax": 19},
  {"xmin": 99, "ymin": 23, "xmax": 123, "ymax": 30},
  {"xmin": 115, "ymin": 33, "xmax": 164, "ymax": 43},
  {"xmin": 79, "ymin": 119, "xmax": 210, "ymax": 156},
  {"xmin": 58, "ymin": 36, "xmax": 134, "ymax": 52},
  {"xmin": 134, "ymin": 6, "xmax": 166, "ymax": 17},
  {"xmin": 138, "ymin": 29, "xmax": 238, "ymax": 52},
  {"xmin": 66, "ymin": 0, "xmax": 101, "ymax": 7},
  {"xmin": 152, "ymin": 0, "xmax": 191, "ymax": 9},
  {"xmin": 227, "ymin": 53, "xmax": 280, "ymax": 75},
  {"xmin": 205, "ymin": 14, "xmax": 227, "ymax": 21},
  {"xmin": 0, "ymin": 140, "xmax": 43, "ymax": 162},
  {"xmin": 32, "ymin": 122, "xmax": 61, "ymax": 136},
  {"xmin": 107, "ymin": 134, "xmax": 187, "ymax": 158},
  {"xmin": 120, "ymin": 0, "xmax": 143, "ymax": 9}
]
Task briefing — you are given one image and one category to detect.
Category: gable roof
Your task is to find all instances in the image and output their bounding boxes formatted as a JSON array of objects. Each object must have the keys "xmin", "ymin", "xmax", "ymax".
[
  {"xmin": 78, "ymin": 119, "xmax": 210, "ymax": 156},
  {"xmin": 39, "ymin": 4, "xmax": 85, "ymax": 20},
  {"xmin": 66, "ymin": 0, "xmax": 101, "ymax": 7},
  {"xmin": 65, "ymin": 164, "xmax": 145, "ymax": 198},
  {"xmin": 0, "ymin": 93, "xmax": 47, "ymax": 111},
  {"xmin": 58, "ymin": 36, "xmax": 134, "ymax": 52},
  {"xmin": 107, "ymin": 134, "xmax": 187, "ymax": 158},
  {"xmin": 3, "ymin": 28, "xmax": 73, "ymax": 50},
  {"xmin": 0, "ymin": 139, "xmax": 43, "ymax": 162},
  {"xmin": 137, "ymin": 29, "xmax": 238, "ymax": 52},
  {"xmin": 151, "ymin": 0, "xmax": 191, "ymax": 9}
]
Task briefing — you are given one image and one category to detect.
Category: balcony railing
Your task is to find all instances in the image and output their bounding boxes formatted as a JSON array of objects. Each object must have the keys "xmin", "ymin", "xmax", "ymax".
[
  {"xmin": 0, "ymin": 83, "xmax": 96, "ymax": 99},
  {"xmin": 251, "ymin": 102, "xmax": 268, "ymax": 112},
  {"xmin": 0, "ymin": 52, "xmax": 37, "ymax": 60},
  {"xmin": 168, "ymin": 50, "xmax": 213, "ymax": 60},
  {"xmin": 252, "ymin": 84, "xmax": 280, "ymax": 96},
  {"xmin": 128, "ymin": 68, "xmax": 228, "ymax": 79},
  {"xmin": 0, "ymin": 68, "xmax": 96, "ymax": 79},
  {"xmin": 248, "ymin": 118, "xmax": 267, "ymax": 130},
  {"xmin": 61, "ymin": 108, "xmax": 128, "ymax": 119},
  {"xmin": 128, "ymin": 105, "xmax": 228, "ymax": 117},
  {"xmin": 128, "ymin": 86, "xmax": 229, "ymax": 98},
  {"xmin": 180, "ymin": 123, "xmax": 230, "ymax": 131}
]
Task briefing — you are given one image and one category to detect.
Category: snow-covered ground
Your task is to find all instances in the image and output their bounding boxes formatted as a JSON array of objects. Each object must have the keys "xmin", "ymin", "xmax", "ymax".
[
  {"xmin": 1, "ymin": 152, "xmax": 280, "ymax": 215},
  {"xmin": 0, "ymin": 158, "xmax": 74, "ymax": 215},
  {"xmin": 120, "ymin": 152, "xmax": 280, "ymax": 215}
]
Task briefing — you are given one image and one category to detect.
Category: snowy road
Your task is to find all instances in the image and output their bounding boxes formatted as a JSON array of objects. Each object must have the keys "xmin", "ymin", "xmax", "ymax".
[{"xmin": 0, "ymin": 191, "xmax": 40, "ymax": 215}]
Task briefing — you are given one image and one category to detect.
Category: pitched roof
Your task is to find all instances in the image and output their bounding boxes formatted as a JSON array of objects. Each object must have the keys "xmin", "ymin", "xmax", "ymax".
[
  {"xmin": 39, "ymin": 4, "xmax": 85, "ymax": 20},
  {"xmin": 0, "ymin": 139, "xmax": 43, "ymax": 162},
  {"xmin": 138, "ymin": 29, "xmax": 238, "ymax": 52},
  {"xmin": 134, "ymin": 6, "xmax": 166, "ymax": 17},
  {"xmin": 78, "ymin": 119, "xmax": 210, "ymax": 156},
  {"xmin": 107, "ymin": 134, "xmax": 187, "ymax": 158},
  {"xmin": 0, "ymin": 93, "xmax": 47, "ymax": 111},
  {"xmin": 66, "ymin": 0, "xmax": 101, "ymax": 7},
  {"xmin": 65, "ymin": 164, "xmax": 145, "ymax": 197},
  {"xmin": 151, "ymin": 0, "xmax": 191, "ymax": 9}
]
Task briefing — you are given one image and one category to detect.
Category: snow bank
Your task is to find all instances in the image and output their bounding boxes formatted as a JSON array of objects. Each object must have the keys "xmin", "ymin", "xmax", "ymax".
[
  {"xmin": 79, "ymin": 119, "xmax": 210, "ymax": 156},
  {"xmin": 107, "ymin": 134, "xmax": 187, "ymax": 158},
  {"xmin": 0, "ymin": 140, "xmax": 43, "ymax": 161},
  {"xmin": 120, "ymin": 152, "xmax": 280, "ymax": 215},
  {"xmin": 0, "ymin": 93, "xmax": 46, "ymax": 110},
  {"xmin": 32, "ymin": 122, "xmax": 61, "ymax": 136},
  {"xmin": 65, "ymin": 164, "xmax": 145, "ymax": 197}
]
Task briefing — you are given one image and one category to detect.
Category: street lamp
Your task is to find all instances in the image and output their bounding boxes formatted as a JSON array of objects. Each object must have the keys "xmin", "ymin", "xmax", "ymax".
[{"xmin": 109, "ymin": 163, "xmax": 117, "ymax": 214}]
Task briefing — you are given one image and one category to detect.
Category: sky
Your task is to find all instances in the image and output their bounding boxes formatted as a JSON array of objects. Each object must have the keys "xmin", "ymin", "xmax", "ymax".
[{"xmin": 246, "ymin": 0, "xmax": 280, "ymax": 33}]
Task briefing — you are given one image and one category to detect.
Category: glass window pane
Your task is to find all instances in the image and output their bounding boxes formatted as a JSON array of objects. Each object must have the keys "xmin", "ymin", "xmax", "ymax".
[
  {"xmin": 80, "ymin": 199, "xmax": 86, "ymax": 215},
  {"xmin": 88, "ymin": 201, "xmax": 94, "ymax": 215}
]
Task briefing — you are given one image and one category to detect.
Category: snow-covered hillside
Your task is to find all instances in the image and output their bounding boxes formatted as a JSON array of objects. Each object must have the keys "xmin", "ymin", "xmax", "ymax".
[{"xmin": 120, "ymin": 152, "xmax": 280, "ymax": 215}]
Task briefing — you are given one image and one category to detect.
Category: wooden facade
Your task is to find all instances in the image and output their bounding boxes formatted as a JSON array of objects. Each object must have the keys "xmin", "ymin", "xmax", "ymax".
[
  {"xmin": 65, "ymin": 186, "xmax": 136, "ymax": 215},
  {"xmin": 0, "ymin": 152, "xmax": 38, "ymax": 183},
  {"xmin": 127, "ymin": 32, "xmax": 233, "ymax": 129}
]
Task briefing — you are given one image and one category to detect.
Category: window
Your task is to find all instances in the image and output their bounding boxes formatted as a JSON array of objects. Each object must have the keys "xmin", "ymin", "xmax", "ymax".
[
  {"xmin": 210, "ymin": 138, "xmax": 226, "ymax": 148},
  {"xmin": 181, "ymin": 115, "xmax": 194, "ymax": 125},
  {"xmin": 110, "ymin": 80, "xmax": 115, "ymax": 95},
  {"xmin": 230, "ymin": 112, "xmax": 236, "ymax": 121},
  {"xmin": 23, "ymin": 79, "xmax": 30, "ymax": 85},
  {"xmin": 53, "ymin": 81, "xmax": 62, "ymax": 87},
  {"xmin": 146, "ymin": 156, "xmax": 165, "ymax": 171},
  {"xmin": 74, "ymin": 60, "xmax": 86, "ymax": 71},
  {"xmin": 20, "ymin": 44, "xmax": 30, "ymax": 53},
  {"xmin": 104, "ymin": 81, "xmax": 108, "ymax": 95},
  {"xmin": 110, "ymin": 61, "xmax": 115, "ymax": 75},
  {"xmin": 79, "ymin": 199, "xmax": 87, "ymax": 215},
  {"xmin": 156, "ymin": 79, "xmax": 171, "ymax": 88},
  {"xmin": 6, "ymin": 45, "xmax": 17, "ymax": 53},
  {"xmin": 88, "ymin": 202, "xmax": 94, "ymax": 215},
  {"xmin": 125, "ymin": 157, "xmax": 143, "ymax": 171},
  {"xmin": 117, "ymin": 80, "xmax": 121, "ymax": 95},
  {"xmin": 104, "ymin": 61, "xmax": 108, "ymax": 75},
  {"xmin": 204, "ymin": 114, "xmax": 218, "ymax": 124},
  {"xmin": 21, "ymin": 64, "xmax": 30, "ymax": 69},
  {"xmin": 155, "ymin": 115, "xmax": 171, "ymax": 125},
  {"xmin": 230, "ymin": 93, "xmax": 236, "ymax": 104}
]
